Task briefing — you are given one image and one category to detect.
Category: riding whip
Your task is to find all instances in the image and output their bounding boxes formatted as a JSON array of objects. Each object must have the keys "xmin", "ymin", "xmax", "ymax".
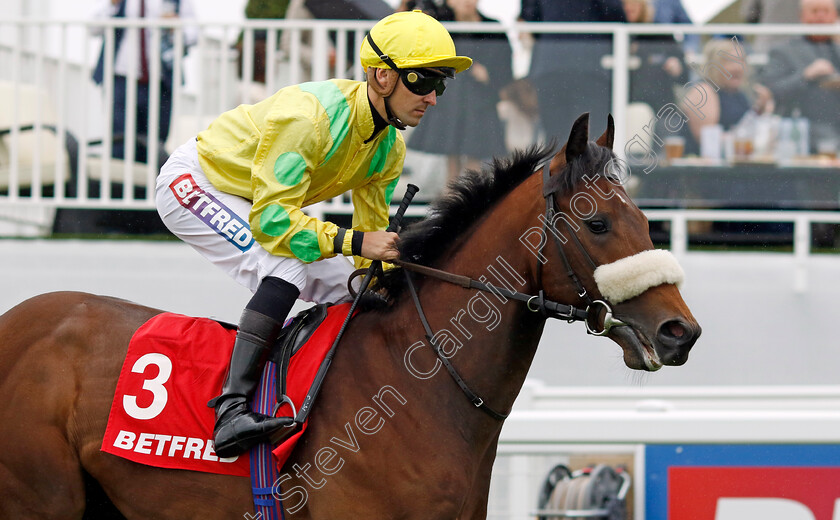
[{"xmin": 294, "ymin": 184, "xmax": 419, "ymax": 423}]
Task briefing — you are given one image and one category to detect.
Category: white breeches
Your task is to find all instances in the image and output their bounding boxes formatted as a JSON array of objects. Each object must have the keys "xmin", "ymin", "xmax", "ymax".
[{"xmin": 155, "ymin": 138, "xmax": 356, "ymax": 304}]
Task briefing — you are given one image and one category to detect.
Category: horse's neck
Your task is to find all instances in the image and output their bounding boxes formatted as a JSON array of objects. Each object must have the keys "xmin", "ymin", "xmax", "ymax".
[{"xmin": 389, "ymin": 175, "xmax": 549, "ymax": 434}]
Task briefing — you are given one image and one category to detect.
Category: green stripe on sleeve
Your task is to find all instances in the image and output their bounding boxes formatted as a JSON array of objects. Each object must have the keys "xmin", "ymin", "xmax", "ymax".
[
  {"xmin": 366, "ymin": 126, "xmax": 397, "ymax": 178},
  {"xmin": 299, "ymin": 81, "xmax": 351, "ymax": 163},
  {"xmin": 384, "ymin": 176, "xmax": 400, "ymax": 205}
]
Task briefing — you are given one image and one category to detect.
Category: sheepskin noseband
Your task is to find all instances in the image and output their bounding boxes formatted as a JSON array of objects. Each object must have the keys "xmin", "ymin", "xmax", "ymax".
[{"xmin": 593, "ymin": 249, "xmax": 684, "ymax": 304}]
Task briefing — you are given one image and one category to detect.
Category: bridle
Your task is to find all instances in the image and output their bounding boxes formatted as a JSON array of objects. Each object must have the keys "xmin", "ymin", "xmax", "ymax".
[
  {"xmin": 393, "ymin": 161, "xmax": 627, "ymax": 421},
  {"xmin": 535, "ymin": 162, "xmax": 627, "ymax": 336}
]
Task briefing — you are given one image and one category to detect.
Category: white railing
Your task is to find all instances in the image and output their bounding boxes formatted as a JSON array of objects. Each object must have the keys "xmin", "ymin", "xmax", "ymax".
[
  {"xmin": 489, "ymin": 381, "xmax": 840, "ymax": 520},
  {"xmin": 503, "ymin": 381, "xmax": 840, "ymax": 444},
  {"xmin": 2, "ymin": 19, "xmax": 840, "ymax": 236},
  {"xmin": 644, "ymin": 209, "xmax": 840, "ymax": 292},
  {"xmin": 0, "ymin": 18, "xmax": 382, "ymax": 213}
]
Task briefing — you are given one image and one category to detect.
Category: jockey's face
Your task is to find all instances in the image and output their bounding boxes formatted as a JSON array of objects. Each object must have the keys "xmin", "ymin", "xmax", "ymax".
[{"xmin": 388, "ymin": 74, "xmax": 439, "ymax": 127}]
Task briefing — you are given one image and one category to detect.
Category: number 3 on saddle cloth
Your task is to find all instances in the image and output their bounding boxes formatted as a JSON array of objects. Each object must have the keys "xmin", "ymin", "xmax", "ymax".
[{"xmin": 101, "ymin": 302, "xmax": 347, "ymax": 477}]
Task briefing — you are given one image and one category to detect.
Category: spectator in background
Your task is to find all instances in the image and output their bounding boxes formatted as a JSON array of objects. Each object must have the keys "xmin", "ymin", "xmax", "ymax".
[
  {"xmin": 92, "ymin": 0, "xmax": 197, "ymax": 165},
  {"xmin": 236, "ymin": 0, "xmax": 290, "ymax": 96},
  {"xmin": 741, "ymin": 0, "xmax": 800, "ymax": 53},
  {"xmin": 653, "ymin": 0, "xmax": 692, "ymax": 24},
  {"xmin": 497, "ymin": 78, "xmax": 542, "ymax": 152},
  {"xmin": 397, "ymin": 0, "xmax": 453, "ymax": 20},
  {"xmin": 652, "ymin": 0, "xmax": 700, "ymax": 58},
  {"xmin": 625, "ymin": 0, "xmax": 688, "ymax": 114},
  {"xmin": 407, "ymin": 0, "xmax": 512, "ymax": 182},
  {"xmin": 680, "ymin": 38, "xmax": 774, "ymax": 155},
  {"xmin": 279, "ymin": 0, "xmax": 324, "ymax": 83},
  {"xmin": 303, "ymin": 0, "xmax": 393, "ymax": 76},
  {"xmin": 519, "ymin": 0, "xmax": 626, "ymax": 140},
  {"xmin": 757, "ymin": 0, "xmax": 840, "ymax": 151}
]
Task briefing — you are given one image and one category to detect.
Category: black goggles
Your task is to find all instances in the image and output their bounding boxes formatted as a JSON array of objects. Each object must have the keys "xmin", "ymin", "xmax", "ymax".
[
  {"xmin": 399, "ymin": 68, "xmax": 452, "ymax": 97},
  {"xmin": 365, "ymin": 32, "xmax": 454, "ymax": 97}
]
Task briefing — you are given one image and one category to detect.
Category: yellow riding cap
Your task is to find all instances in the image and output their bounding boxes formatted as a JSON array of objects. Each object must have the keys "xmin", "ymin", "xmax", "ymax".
[{"xmin": 360, "ymin": 10, "xmax": 473, "ymax": 74}]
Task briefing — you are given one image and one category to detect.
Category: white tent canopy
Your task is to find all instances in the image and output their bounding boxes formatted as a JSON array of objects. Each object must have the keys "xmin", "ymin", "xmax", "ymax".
[{"xmin": 685, "ymin": 0, "xmax": 740, "ymax": 24}]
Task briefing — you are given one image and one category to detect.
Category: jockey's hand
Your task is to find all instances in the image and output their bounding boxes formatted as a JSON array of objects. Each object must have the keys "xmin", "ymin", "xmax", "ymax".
[{"xmin": 361, "ymin": 231, "xmax": 400, "ymax": 261}]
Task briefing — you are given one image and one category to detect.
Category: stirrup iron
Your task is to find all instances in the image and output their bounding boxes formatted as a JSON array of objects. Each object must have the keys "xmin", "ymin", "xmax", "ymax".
[{"xmin": 272, "ymin": 394, "xmax": 298, "ymax": 423}]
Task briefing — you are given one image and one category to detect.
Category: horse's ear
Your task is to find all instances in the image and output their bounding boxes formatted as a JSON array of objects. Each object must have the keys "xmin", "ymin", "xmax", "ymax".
[
  {"xmin": 565, "ymin": 113, "xmax": 590, "ymax": 164},
  {"xmin": 596, "ymin": 114, "xmax": 615, "ymax": 150}
]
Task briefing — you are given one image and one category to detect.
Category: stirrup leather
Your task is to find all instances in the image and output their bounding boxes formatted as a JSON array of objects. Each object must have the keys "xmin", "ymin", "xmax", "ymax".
[{"xmin": 269, "ymin": 303, "xmax": 330, "ymax": 422}]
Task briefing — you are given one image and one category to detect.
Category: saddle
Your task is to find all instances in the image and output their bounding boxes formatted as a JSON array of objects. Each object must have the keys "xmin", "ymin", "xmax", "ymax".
[
  {"xmin": 268, "ymin": 303, "xmax": 330, "ymax": 422},
  {"xmin": 264, "ymin": 289, "xmax": 388, "ymax": 427}
]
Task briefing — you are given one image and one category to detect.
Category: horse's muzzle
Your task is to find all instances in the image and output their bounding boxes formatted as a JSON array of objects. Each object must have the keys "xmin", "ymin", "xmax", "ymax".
[{"xmin": 655, "ymin": 318, "xmax": 702, "ymax": 366}]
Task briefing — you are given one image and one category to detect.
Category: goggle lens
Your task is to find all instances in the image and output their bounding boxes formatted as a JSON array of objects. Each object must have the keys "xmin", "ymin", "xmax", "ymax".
[{"xmin": 401, "ymin": 69, "xmax": 448, "ymax": 97}]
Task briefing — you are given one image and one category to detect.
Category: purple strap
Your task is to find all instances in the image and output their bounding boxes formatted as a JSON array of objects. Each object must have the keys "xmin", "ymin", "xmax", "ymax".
[{"xmin": 249, "ymin": 361, "xmax": 284, "ymax": 520}]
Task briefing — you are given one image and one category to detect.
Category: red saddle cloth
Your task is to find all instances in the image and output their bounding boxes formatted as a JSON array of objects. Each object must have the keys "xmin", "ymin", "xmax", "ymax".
[{"xmin": 101, "ymin": 303, "xmax": 351, "ymax": 475}]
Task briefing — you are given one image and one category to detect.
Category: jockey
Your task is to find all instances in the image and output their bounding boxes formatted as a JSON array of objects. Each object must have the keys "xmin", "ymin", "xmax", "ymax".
[{"xmin": 155, "ymin": 10, "xmax": 472, "ymax": 458}]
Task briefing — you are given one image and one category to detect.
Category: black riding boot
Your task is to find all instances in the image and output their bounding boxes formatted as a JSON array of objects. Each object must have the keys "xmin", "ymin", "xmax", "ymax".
[{"xmin": 209, "ymin": 277, "xmax": 299, "ymax": 458}]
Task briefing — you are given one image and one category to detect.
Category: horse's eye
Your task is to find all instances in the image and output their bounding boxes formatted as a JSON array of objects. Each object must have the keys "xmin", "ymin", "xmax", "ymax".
[{"xmin": 586, "ymin": 219, "xmax": 609, "ymax": 234}]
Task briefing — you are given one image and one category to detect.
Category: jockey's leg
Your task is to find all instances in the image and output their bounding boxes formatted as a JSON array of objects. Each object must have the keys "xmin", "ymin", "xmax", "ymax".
[
  {"xmin": 157, "ymin": 140, "xmax": 314, "ymax": 457},
  {"xmin": 208, "ymin": 276, "xmax": 299, "ymax": 458}
]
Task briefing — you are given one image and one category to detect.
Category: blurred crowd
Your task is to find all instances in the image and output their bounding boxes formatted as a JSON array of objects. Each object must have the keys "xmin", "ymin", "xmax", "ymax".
[
  {"xmin": 231, "ymin": 0, "xmax": 840, "ymax": 179},
  {"xmin": 397, "ymin": 0, "xmax": 840, "ymax": 178},
  {"xmin": 676, "ymin": 0, "xmax": 840, "ymax": 163}
]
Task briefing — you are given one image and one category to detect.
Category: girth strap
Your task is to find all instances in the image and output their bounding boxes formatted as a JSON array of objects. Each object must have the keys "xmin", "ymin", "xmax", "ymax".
[{"xmin": 403, "ymin": 270, "xmax": 510, "ymax": 421}]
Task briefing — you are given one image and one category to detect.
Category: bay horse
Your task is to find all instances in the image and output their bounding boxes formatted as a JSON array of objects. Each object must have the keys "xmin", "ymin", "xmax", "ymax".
[{"xmin": 0, "ymin": 114, "xmax": 700, "ymax": 519}]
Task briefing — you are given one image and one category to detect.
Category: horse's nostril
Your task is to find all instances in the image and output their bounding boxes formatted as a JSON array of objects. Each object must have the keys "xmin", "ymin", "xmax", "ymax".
[
  {"xmin": 666, "ymin": 320, "xmax": 686, "ymax": 339},
  {"xmin": 655, "ymin": 319, "xmax": 699, "ymax": 366},
  {"xmin": 657, "ymin": 319, "xmax": 696, "ymax": 348}
]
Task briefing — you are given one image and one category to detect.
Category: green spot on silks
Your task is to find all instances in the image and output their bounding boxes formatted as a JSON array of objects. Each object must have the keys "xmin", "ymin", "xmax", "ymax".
[
  {"xmin": 290, "ymin": 229, "xmax": 322, "ymax": 262},
  {"xmin": 259, "ymin": 204, "xmax": 291, "ymax": 237},
  {"xmin": 273, "ymin": 152, "xmax": 307, "ymax": 186}
]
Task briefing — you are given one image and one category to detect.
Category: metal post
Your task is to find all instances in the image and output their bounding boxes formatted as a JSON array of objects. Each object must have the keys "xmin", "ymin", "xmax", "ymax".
[
  {"xmin": 266, "ymin": 26, "xmax": 278, "ymax": 93},
  {"xmin": 670, "ymin": 212, "xmax": 688, "ymax": 257},
  {"xmin": 611, "ymin": 26, "xmax": 630, "ymax": 161},
  {"xmin": 793, "ymin": 215, "xmax": 810, "ymax": 293},
  {"xmin": 312, "ymin": 25, "xmax": 328, "ymax": 81},
  {"xmin": 147, "ymin": 25, "xmax": 162, "ymax": 199},
  {"xmin": 102, "ymin": 25, "xmax": 115, "ymax": 200},
  {"xmin": 241, "ymin": 26, "xmax": 254, "ymax": 104},
  {"xmin": 55, "ymin": 22, "xmax": 67, "ymax": 201}
]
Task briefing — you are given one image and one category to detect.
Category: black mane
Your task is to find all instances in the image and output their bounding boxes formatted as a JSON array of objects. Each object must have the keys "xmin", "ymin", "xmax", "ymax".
[
  {"xmin": 372, "ymin": 139, "xmax": 616, "ymax": 304},
  {"xmin": 398, "ymin": 142, "xmax": 554, "ymax": 265}
]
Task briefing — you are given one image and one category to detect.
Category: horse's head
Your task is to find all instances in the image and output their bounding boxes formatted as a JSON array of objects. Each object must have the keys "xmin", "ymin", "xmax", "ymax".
[{"xmin": 539, "ymin": 113, "xmax": 701, "ymax": 371}]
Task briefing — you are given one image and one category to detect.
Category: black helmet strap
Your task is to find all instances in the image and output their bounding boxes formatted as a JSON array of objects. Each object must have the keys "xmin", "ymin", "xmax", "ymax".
[
  {"xmin": 366, "ymin": 33, "xmax": 407, "ymax": 130},
  {"xmin": 366, "ymin": 33, "xmax": 401, "ymax": 73}
]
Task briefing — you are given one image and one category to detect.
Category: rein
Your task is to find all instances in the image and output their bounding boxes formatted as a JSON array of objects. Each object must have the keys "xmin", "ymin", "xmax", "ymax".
[
  {"xmin": 402, "ymin": 269, "xmax": 510, "ymax": 421},
  {"xmin": 395, "ymin": 162, "xmax": 627, "ymax": 422},
  {"xmin": 392, "ymin": 260, "xmax": 588, "ymax": 322}
]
